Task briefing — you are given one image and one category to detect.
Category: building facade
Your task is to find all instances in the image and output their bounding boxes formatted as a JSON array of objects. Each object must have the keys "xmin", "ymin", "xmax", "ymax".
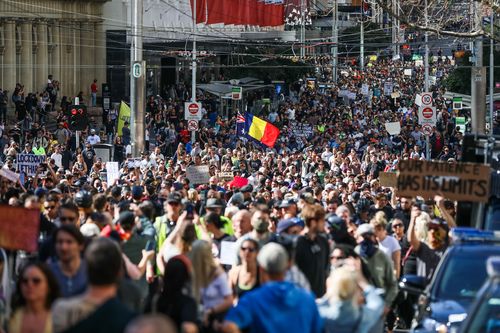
[{"xmin": 0, "ymin": 0, "xmax": 107, "ymax": 100}]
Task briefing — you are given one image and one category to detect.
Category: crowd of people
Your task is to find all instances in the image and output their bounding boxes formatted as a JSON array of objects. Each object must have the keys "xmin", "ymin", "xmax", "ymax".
[{"xmin": 0, "ymin": 55, "xmax": 465, "ymax": 333}]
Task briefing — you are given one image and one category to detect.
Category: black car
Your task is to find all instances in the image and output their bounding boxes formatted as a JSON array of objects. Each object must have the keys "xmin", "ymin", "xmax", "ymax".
[
  {"xmin": 400, "ymin": 228, "xmax": 500, "ymax": 333},
  {"xmin": 458, "ymin": 256, "xmax": 500, "ymax": 333}
]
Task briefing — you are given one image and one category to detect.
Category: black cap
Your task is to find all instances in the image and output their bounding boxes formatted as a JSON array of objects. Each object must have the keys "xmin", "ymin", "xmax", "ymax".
[
  {"xmin": 206, "ymin": 198, "xmax": 224, "ymax": 208},
  {"xmin": 167, "ymin": 192, "xmax": 183, "ymax": 204},
  {"xmin": 241, "ymin": 184, "xmax": 253, "ymax": 193}
]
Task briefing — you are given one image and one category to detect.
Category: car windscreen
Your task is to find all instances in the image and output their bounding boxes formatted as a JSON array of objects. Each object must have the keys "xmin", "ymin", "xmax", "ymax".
[
  {"xmin": 436, "ymin": 249, "xmax": 500, "ymax": 300},
  {"xmin": 466, "ymin": 283, "xmax": 500, "ymax": 333}
]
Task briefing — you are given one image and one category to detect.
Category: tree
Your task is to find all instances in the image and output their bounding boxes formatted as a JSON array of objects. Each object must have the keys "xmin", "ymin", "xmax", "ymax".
[{"xmin": 366, "ymin": 0, "xmax": 499, "ymax": 39}]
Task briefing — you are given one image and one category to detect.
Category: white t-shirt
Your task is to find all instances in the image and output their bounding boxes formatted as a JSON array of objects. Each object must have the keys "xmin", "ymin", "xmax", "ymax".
[
  {"xmin": 378, "ymin": 235, "xmax": 401, "ymax": 259},
  {"xmin": 50, "ymin": 152, "xmax": 63, "ymax": 168},
  {"xmin": 87, "ymin": 134, "xmax": 101, "ymax": 145}
]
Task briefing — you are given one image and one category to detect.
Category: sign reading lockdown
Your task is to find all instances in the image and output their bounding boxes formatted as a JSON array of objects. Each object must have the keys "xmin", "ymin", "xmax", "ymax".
[
  {"xmin": 17, "ymin": 154, "xmax": 45, "ymax": 176},
  {"xmin": 184, "ymin": 102, "xmax": 202, "ymax": 121},
  {"xmin": 186, "ymin": 165, "xmax": 210, "ymax": 185},
  {"xmin": 397, "ymin": 160, "xmax": 491, "ymax": 202}
]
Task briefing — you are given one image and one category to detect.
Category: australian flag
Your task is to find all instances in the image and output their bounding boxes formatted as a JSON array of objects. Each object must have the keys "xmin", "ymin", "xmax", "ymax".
[{"xmin": 236, "ymin": 111, "xmax": 246, "ymax": 136}]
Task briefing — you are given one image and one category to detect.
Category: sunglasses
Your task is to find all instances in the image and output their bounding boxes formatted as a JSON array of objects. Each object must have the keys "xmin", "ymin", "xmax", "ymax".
[
  {"xmin": 392, "ymin": 224, "xmax": 404, "ymax": 229},
  {"xmin": 330, "ymin": 255, "xmax": 345, "ymax": 260},
  {"xmin": 240, "ymin": 247, "xmax": 256, "ymax": 253},
  {"xmin": 44, "ymin": 205, "xmax": 56, "ymax": 210},
  {"xmin": 21, "ymin": 277, "xmax": 42, "ymax": 286},
  {"xmin": 60, "ymin": 216, "xmax": 76, "ymax": 222}
]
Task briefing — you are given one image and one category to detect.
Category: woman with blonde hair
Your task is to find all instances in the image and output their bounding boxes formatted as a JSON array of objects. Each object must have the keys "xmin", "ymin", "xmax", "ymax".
[
  {"xmin": 370, "ymin": 211, "xmax": 401, "ymax": 279},
  {"xmin": 191, "ymin": 240, "xmax": 232, "ymax": 333},
  {"xmin": 318, "ymin": 261, "xmax": 384, "ymax": 333}
]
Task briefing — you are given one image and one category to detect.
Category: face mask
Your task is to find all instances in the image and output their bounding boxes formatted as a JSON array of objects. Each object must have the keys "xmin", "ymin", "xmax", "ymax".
[
  {"xmin": 359, "ymin": 238, "xmax": 377, "ymax": 258},
  {"xmin": 252, "ymin": 218, "xmax": 269, "ymax": 233}
]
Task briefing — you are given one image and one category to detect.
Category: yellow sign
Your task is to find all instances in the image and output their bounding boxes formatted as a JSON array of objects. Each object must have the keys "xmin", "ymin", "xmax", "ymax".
[{"xmin": 117, "ymin": 101, "xmax": 131, "ymax": 136}]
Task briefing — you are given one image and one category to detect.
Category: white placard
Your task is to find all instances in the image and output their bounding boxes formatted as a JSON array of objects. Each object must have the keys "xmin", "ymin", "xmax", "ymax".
[
  {"xmin": 0, "ymin": 167, "xmax": 20, "ymax": 183},
  {"xmin": 106, "ymin": 162, "xmax": 120, "ymax": 185},
  {"xmin": 385, "ymin": 122, "xmax": 401, "ymax": 135},
  {"xmin": 186, "ymin": 165, "xmax": 210, "ymax": 184},
  {"xmin": 404, "ymin": 68, "xmax": 412, "ymax": 76},
  {"xmin": 384, "ymin": 82, "xmax": 393, "ymax": 96},
  {"xmin": 17, "ymin": 154, "xmax": 45, "ymax": 177},
  {"xmin": 361, "ymin": 84, "xmax": 369, "ymax": 95},
  {"xmin": 220, "ymin": 241, "xmax": 238, "ymax": 266}
]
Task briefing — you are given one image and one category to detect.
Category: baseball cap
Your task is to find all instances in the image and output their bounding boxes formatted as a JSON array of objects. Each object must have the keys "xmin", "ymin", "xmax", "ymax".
[
  {"xmin": 279, "ymin": 198, "xmax": 297, "ymax": 208},
  {"xmin": 257, "ymin": 243, "xmax": 289, "ymax": 275},
  {"xmin": 277, "ymin": 217, "xmax": 305, "ymax": 234},
  {"xmin": 240, "ymin": 185, "xmax": 253, "ymax": 193},
  {"xmin": 167, "ymin": 192, "xmax": 183, "ymax": 204},
  {"xmin": 356, "ymin": 223, "xmax": 375, "ymax": 236},
  {"xmin": 206, "ymin": 198, "xmax": 224, "ymax": 208}
]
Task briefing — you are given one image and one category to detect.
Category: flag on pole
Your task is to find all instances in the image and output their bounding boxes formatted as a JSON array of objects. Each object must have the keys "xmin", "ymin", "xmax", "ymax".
[
  {"xmin": 236, "ymin": 111, "xmax": 246, "ymax": 136},
  {"xmin": 117, "ymin": 101, "xmax": 131, "ymax": 136},
  {"xmin": 244, "ymin": 113, "xmax": 280, "ymax": 147}
]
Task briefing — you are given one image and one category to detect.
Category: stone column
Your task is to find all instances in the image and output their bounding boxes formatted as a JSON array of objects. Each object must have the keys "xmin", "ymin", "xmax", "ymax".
[
  {"xmin": 50, "ymin": 23, "xmax": 61, "ymax": 88},
  {"xmin": 79, "ymin": 21, "xmax": 94, "ymax": 101},
  {"xmin": 2, "ymin": 20, "xmax": 17, "ymax": 94},
  {"xmin": 20, "ymin": 20, "xmax": 33, "ymax": 93},
  {"xmin": 94, "ymin": 21, "xmax": 106, "ymax": 93},
  {"xmin": 36, "ymin": 21, "xmax": 48, "ymax": 92}
]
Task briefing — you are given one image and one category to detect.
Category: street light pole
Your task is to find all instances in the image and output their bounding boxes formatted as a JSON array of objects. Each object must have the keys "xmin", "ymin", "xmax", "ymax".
[
  {"xmin": 130, "ymin": 0, "xmax": 145, "ymax": 156},
  {"xmin": 489, "ymin": 11, "xmax": 494, "ymax": 136},
  {"xmin": 191, "ymin": 0, "xmax": 197, "ymax": 143},
  {"xmin": 331, "ymin": 0, "xmax": 338, "ymax": 82},
  {"xmin": 301, "ymin": 0, "xmax": 305, "ymax": 58}
]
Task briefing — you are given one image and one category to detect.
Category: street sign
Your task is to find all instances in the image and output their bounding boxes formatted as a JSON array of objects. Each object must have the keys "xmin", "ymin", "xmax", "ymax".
[
  {"xmin": 452, "ymin": 97, "xmax": 463, "ymax": 110},
  {"xmin": 422, "ymin": 107, "xmax": 433, "ymax": 119},
  {"xmin": 232, "ymin": 86, "xmax": 242, "ymax": 100},
  {"xmin": 418, "ymin": 106, "xmax": 436, "ymax": 125},
  {"xmin": 184, "ymin": 102, "xmax": 202, "ymax": 121},
  {"xmin": 132, "ymin": 62, "xmax": 142, "ymax": 78},
  {"xmin": 187, "ymin": 120, "xmax": 199, "ymax": 131},
  {"xmin": 422, "ymin": 123, "xmax": 433, "ymax": 136},
  {"xmin": 421, "ymin": 92, "xmax": 433, "ymax": 106}
]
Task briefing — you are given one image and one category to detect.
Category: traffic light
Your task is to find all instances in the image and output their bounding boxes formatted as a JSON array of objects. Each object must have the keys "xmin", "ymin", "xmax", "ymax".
[{"xmin": 66, "ymin": 105, "xmax": 89, "ymax": 131}]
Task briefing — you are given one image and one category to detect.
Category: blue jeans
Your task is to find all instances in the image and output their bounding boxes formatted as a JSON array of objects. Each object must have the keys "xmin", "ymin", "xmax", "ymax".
[{"xmin": 91, "ymin": 92, "xmax": 97, "ymax": 107}]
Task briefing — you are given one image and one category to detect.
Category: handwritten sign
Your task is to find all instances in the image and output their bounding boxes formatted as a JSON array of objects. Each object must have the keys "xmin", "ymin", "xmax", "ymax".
[
  {"xmin": 289, "ymin": 122, "xmax": 313, "ymax": 138},
  {"xmin": 0, "ymin": 206, "xmax": 40, "ymax": 252},
  {"xmin": 217, "ymin": 172, "xmax": 233, "ymax": 182},
  {"xmin": 186, "ymin": 165, "xmax": 210, "ymax": 185},
  {"xmin": 106, "ymin": 162, "xmax": 120, "ymax": 185},
  {"xmin": 397, "ymin": 160, "xmax": 491, "ymax": 202},
  {"xmin": 17, "ymin": 154, "xmax": 45, "ymax": 176}
]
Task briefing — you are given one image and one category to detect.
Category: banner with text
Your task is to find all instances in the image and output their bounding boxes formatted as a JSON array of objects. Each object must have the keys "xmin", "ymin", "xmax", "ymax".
[
  {"xmin": 17, "ymin": 154, "xmax": 45, "ymax": 177},
  {"xmin": 397, "ymin": 160, "xmax": 491, "ymax": 202}
]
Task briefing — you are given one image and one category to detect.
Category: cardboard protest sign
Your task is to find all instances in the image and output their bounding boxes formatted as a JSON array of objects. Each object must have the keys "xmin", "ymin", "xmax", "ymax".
[
  {"xmin": 17, "ymin": 154, "xmax": 45, "ymax": 176},
  {"xmin": 186, "ymin": 165, "xmax": 210, "ymax": 185},
  {"xmin": 219, "ymin": 241, "xmax": 238, "ymax": 266},
  {"xmin": 379, "ymin": 172, "xmax": 398, "ymax": 188},
  {"xmin": 0, "ymin": 206, "xmax": 40, "ymax": 252},
  {"xmin": 217, "ymin": 172, "xmax": 233, "ymax": 182},
  {"xmin": 397, "ymin": 160, "xmax": 491, "ymax": 202},
  {"xmin": 385, "ymin": 122, "xmax": 401, "ymax": 135}
]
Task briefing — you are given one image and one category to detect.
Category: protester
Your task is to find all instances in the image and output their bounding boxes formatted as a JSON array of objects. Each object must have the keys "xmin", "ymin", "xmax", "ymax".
[
  {"xmin": 9, "ymin": 263, "xmax": 60, "ymax": 333},
  {"xmin": 228, "ymin": 239, "xmax": 260, "ymax": 303},
  {"xmin": 52, "ymin": 237, "xmax": 136, "ymax": 333},
  {"xmin": 221, "ymin": 242, "xmax": 323, "ymax": 333}
]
